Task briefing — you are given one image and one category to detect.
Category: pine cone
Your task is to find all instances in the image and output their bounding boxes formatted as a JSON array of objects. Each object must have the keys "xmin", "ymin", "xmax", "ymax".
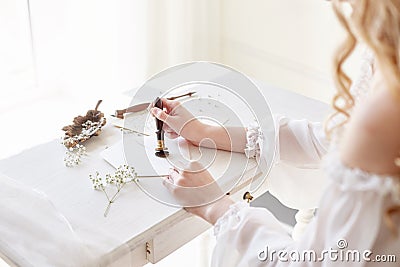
[{"xmin": 62, "ymin": 100, "xmax": 107, "ymax": 148}]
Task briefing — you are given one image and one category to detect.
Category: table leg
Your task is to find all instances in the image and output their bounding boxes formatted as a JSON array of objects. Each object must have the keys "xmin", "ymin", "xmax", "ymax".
[{"xmin": 292, "ymin": 209, "xmax": 315, "ymax": 241}]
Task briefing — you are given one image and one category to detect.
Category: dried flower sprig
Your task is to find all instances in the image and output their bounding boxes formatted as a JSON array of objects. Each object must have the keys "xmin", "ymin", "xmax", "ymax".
[
  {"xmin": 62, "ymin": 100, "xmax": 107, "ymax": 149},
  {"xmin": 61, "ymin": 118, "xmax": 105, "ymax": 167},
  {"xmin": 62, "ymin": 118, "xmax": 107, "ymax": 148},
  {"xmin": 61, "ymin": 100, "xmax": 107, "ymax": 167},
  {"xmin": 89, "ymin": 165, "xmax": 137, "ymax": 217},
  {"xmin": 64, "ymin": 144, "xmax": 86, "ymax": 167}
]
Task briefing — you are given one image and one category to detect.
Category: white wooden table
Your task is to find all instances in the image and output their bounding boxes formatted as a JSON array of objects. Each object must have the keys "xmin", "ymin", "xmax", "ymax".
[{"xmin": 0, "ymin": 80, "xmax": 329, "ymax": 266}]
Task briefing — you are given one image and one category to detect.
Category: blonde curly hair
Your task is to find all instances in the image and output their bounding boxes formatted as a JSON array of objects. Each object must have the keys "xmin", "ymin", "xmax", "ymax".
[{"xmin": 329, "ymin": 0, "xmax": 400, "ymax": 234}]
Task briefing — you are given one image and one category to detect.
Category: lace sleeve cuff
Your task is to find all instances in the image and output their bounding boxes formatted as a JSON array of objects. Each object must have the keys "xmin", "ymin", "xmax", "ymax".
[
  {"xmin": 244, "ymin": 124, "xmax": 263, "ymax": 159},
  {"xmin": 213, "ymin": 202, "xmax": 249, "ymax": 237}
]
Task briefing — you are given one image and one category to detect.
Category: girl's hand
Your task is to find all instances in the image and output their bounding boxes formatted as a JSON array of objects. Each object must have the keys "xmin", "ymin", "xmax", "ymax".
[
  {"xmin": 150, "ymin": 98, "xmax": 248, "ymax": 153},
  {"xmin": 150, "ymin": 99, "xmax": 204, "ymax": 145},
  {"xmin": 163, "ymin": 161, "xmax": 234, "ymax": 225}
]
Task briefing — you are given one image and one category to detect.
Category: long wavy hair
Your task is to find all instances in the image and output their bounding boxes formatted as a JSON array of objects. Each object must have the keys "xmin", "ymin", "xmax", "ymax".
[{"xmin": 328, "ymin": 0, "xmax": 400, "ymax": 234}]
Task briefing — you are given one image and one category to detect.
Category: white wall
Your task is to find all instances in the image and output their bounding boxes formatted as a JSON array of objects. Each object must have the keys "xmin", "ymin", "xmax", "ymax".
[
  {"xmin": 1, "ymin": 0, "xmax": 350, "ymax": 105},
  {"xmin": 29, "ymin": 0, "xmax": 148, "ymax": 98},
  {"xmin": 0, "ymin": 0, "xmax": 35, "ymax": 112},
  {"xmin": 219, "ymin": 0, "xmax": 345, "ymax": 103},
  {"xmin": 145, "ymin": 0, "xmax": 221, "ymax": 76}
]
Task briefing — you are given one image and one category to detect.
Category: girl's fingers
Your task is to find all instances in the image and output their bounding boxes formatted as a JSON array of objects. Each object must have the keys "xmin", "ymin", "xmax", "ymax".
[
  {"xmin": 163, "ymin": 124, "xmax": 173, "ymax": 132},
  {"xmin": 169, "ymin": 169, "xmax": 180, "ymax": 179},
  {"xmin": 163, "ymin": 173, "xmax": 181, "ymax": 190},
  {"xmin": 162, "ymin": 178, "xmax": 174, "ymax": 189},
  {"xmin": 165, "ymin": 131, "xmax": 179, "ymax": 139},
  {"xmin": 150, "ymin": 107, "xmax": 168, "ymax": 122},
  {"xmin": 149, "ymin": 98, "xmax": 181, "ymax": 114},
  {"xmin": 163, "ymin": 169, "xmax": 176, "ymax": 187},
  {"xmin": 163, "ymin": 99, "xmax": 180, "ymax": 112}
]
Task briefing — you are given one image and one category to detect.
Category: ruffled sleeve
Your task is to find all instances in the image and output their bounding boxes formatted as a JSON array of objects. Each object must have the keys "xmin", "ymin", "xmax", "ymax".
[
  {"xmin": 243, "ymin": 116, "xmax": 330, "ymax": 214},
  {"xmin": 212, "ymin": 202, "xmax": 294, "ymax": 267},
  {"xmin": 245, "ymin": 115, "xmax": 329, "ymax": 168},
  {"xmin": 211, "ymin": 151, "xmax": 400, "ymax": 266},
  {"xmin": 244, "ymin": 124, "xmax": 263, "ymax": 160}
]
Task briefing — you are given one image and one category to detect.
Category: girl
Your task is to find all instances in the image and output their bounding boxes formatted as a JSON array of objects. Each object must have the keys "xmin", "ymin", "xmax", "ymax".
[{"xmin": 151, "ymin": 0, "xmax": 400, "ymax": 265}]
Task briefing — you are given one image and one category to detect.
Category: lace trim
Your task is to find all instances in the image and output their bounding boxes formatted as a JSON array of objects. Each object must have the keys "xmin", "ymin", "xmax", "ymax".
[
  {"xmin": 244, "ymin": 124, "xmax": 262, "ymax": 159},
  {"xmin": 323, "ymin": 150, "xmax": 400, "ymax": 203},
  {"xmin": 327, "ymin": 48, "xmax": 374, "ymax": 131},
  {"xmin": 214, "ymin": 202, "xmax": 249, "ymax": 237},
  {"xmin": 350, "ymin": 47, "xmax": 374, "ymax": 104}
]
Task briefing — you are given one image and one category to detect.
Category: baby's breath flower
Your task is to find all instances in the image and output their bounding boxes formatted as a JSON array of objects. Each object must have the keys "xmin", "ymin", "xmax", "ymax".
[
  {"xmin": 64, "ymin": 144, "xmax": 86, "ymax": 167},
  {"xmin": 89, "ymin": 171, "xmax": 105, "ymax": 190},
  {"xmin": 89, "ymin": 165, "xmax": 137, "ymax": 217}
]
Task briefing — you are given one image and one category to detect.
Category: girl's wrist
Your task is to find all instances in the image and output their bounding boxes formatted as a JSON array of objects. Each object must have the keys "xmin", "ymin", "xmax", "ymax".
[
  {"xmin": 188, "ymin": 121, "xmax": 210, "ymax": 145},
  {"xmin": 188, "ymin": 196, "xmax": 234, "ymax": 225}
]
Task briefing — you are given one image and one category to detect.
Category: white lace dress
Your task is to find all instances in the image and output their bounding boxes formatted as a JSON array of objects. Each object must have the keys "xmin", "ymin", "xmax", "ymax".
[{"xmin": 212, "ymin": 48, "xmax": 400, "ymax": 266}]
